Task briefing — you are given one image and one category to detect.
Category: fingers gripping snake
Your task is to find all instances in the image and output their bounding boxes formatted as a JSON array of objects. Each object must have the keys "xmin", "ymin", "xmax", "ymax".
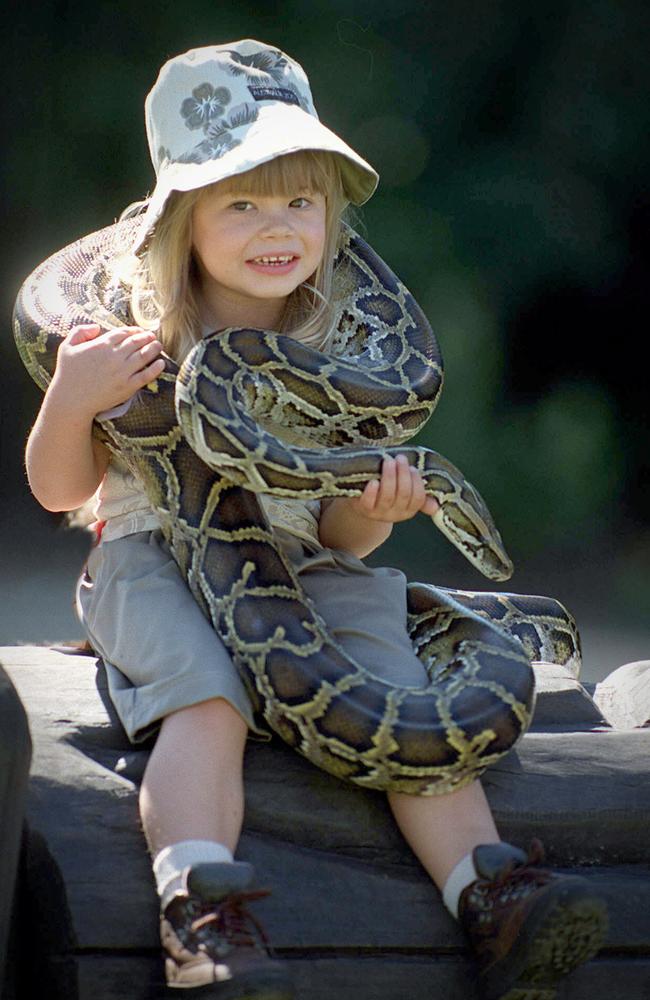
[{"xmin": 13, "ymin": 217, "xmax": 580, "ymax": 794}]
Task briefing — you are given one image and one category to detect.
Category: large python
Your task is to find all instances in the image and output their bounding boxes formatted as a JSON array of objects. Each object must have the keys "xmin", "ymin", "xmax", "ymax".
[{"xmin": 13, "ymin": 216, "xmax": 580, "ymax": 794}]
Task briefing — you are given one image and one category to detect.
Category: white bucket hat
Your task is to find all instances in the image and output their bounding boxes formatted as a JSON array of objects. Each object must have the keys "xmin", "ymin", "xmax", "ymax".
[{"xmin": 131, "ymin": 40, "xmax": 379, "ymax": 251}]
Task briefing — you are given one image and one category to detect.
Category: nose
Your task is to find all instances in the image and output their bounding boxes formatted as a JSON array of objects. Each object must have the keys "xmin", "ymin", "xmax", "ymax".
[{"xmin": 258, "ymin": 205, "xmax": 295, "ymax": 237}]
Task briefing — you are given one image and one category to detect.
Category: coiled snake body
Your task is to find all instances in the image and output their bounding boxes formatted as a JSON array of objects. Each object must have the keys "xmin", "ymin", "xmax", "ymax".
[{"xmin": 14, "ymin": 218, "xmax": 580, "ymax": 794}]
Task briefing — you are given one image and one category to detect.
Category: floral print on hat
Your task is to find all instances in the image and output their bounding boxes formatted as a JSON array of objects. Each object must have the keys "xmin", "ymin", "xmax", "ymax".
[
  {"xmin": 177, "ymin": 103, "xmax": 260, "ymax": 164},
  {"xmin": 169, "ymin": 46, "xmax": 314, "ymax": 166},
  {"xmin": 180, "ymin": 84, "xmax": 232, "ymax": 131}
]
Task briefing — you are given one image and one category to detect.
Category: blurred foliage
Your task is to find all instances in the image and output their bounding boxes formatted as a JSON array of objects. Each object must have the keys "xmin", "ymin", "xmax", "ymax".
[{"xmin": 2, "ymin": 0, "xmax": 648, "ymax": 626}]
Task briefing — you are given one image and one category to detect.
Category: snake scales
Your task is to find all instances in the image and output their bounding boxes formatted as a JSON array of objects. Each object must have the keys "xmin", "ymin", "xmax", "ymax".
[{"xmin": 13, "ymin": 217, "xmax": 581, "ymax": 794}]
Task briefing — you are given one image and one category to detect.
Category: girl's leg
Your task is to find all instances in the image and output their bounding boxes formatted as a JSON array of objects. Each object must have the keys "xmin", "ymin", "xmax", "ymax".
[
  {"xmin": 141, "ymin": 698, "xmax": 292, "ymax": 995},
  {"xmin": 388, "ymin": 780, "xmax": 608, "ymax": 999},
  {"xmin": 140, "ymin": 696, "xmax": 248, "ymax": 856},
  {"xmin": 387, "ymin": 778, "xmax": 499, "ymax": 890}
]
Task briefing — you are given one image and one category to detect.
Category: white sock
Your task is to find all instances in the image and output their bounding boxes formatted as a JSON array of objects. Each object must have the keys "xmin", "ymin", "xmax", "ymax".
[
  {"xmin": 442, "ymin": 851, "xmax": 479, "ymax": 918},
  {"xmin": 153, "ymin": 839, "xmax": 234, "ymax": 901}
]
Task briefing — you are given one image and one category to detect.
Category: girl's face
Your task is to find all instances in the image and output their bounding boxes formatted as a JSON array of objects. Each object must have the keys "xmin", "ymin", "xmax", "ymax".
[{"xmin": 191, "ymin": 180, "xmax": 327, "ymax": 328}]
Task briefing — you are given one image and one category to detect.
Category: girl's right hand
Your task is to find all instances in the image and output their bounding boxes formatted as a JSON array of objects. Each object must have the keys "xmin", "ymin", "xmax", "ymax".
[
  {"xmin": 350, "ymin": 454, "xmax": 439, "ymax": 523},
  {"xmin": 50, "ymin": 323, "xmax": 166, "ymax": 417}
]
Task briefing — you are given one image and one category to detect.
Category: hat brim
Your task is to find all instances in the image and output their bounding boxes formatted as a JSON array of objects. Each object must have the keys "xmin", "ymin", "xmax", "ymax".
[{"xmin": 131, "ymin": 103, "xmax": 378, "ymax": 254}]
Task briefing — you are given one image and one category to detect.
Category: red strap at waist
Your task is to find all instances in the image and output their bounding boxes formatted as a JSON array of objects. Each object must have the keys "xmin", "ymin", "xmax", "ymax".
[{"xmin": 91, "ymin": 520, "xmax": 107, "ymax": 545}]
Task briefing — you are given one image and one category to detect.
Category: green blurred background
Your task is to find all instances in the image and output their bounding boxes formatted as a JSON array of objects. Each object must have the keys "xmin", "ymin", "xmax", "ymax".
[{"xmin": 1, "ymin": 0, "xmax": 648, "ymax": 679}]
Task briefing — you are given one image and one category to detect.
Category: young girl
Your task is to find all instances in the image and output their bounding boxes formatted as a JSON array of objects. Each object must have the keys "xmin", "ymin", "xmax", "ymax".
[{"xmin": 24, "ymin": 41, "xmax": 607, "ymax": 1000}]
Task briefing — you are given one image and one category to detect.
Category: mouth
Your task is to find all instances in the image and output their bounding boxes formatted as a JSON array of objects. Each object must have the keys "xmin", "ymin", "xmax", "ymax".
[{"xmin": 246, "ymin": 254, "xmax": 301, "ymax": 272}]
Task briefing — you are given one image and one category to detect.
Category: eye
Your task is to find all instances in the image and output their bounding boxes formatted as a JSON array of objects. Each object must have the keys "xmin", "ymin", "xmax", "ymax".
[
  {"xmin": 230, "ymin": 200, "xmax": 254, "ymax": 212},
  {"xmin": 290, "ymin": 196, "xmax": 312, "ymax": 208}
]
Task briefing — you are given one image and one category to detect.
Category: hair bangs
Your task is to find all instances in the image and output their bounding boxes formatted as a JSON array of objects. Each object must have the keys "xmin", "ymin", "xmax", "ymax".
[{"xmin": 216, "ymin": 149, "xmax": 342, "ymax": 199}]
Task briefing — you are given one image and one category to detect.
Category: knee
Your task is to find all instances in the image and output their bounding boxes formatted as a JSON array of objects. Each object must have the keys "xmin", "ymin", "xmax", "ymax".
[{"xmin": 163, "ymin": 697, "xmax": 249, "ymax": 736}]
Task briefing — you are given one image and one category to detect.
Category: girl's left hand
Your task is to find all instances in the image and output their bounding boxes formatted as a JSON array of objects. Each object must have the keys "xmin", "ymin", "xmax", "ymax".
[{"xmin": 351, "ymin": 453, "xmax": 440, "ymax": 523}]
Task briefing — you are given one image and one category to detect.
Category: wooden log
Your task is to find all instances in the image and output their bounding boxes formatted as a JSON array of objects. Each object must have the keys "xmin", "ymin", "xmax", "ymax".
[
  {"xmin": 0, "ymin": 666, "xmax": 32, "ymax": 992},
  {"xmin": 2, "ymin": 645, "xmax": 649, "ymax": 1000},
  {"xmin": 74, "ymin": 953, "xmax": 650, "ymax": 1000},
  {"xmin": 3, "ymin": 646, "xmax": 650, "ymax": 869},
  {"xmin": 528, "ymin": 662, "xmax": 608, "ymax": 729}
]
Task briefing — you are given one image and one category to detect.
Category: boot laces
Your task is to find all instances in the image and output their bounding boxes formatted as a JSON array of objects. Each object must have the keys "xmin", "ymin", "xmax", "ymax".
[
  {"xmin": 485, "ymin": 838, "xmax": 549, "ymax": 903},
  {"xmin": 191, "ymin": 889, "xmax": 272, "ymax": 951}
]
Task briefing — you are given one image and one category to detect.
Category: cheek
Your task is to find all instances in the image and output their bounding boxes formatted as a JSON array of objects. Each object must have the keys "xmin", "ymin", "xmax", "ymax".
[
  {"xmin": 192, "ymin": 212, "xmax": 240, "ymax": 258},
  {"xmin": 190, "ymin": 220, "xmax": 212, "ymax": 264},
  {"xmin": 308, "ymin": 216, "xmax": 327, "ymax": 257}
]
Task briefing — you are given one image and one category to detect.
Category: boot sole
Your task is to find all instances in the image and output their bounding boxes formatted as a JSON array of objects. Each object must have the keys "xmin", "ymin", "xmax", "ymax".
[{"xmin": 482, "ymin": 882, "xmax": 608, "ymax": 1000}]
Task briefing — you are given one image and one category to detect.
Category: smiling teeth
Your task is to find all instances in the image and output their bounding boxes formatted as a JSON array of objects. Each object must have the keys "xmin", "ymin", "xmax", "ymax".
[{"xmin": 253, "ymin": 255, "xmax": 294, "ymax": 264}]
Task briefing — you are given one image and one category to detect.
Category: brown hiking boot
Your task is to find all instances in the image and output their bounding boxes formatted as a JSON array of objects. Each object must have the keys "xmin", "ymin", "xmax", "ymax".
[
  {"xmin": 458, "ymin": 840, "xmax": 608, "ymax": 1000},
  {"xmin": 160, "ymin": 861, "xmax": 293, "ymax": 997}
]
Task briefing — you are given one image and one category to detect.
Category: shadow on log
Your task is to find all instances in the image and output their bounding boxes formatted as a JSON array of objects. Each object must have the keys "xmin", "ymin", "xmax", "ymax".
[
  {"xmin": 0, "ymin": 666, "xmax": 31, "ymax": 998},
  {"xmin": 1, "ymin": 645, "xmax": 649, "ymax": 999}
]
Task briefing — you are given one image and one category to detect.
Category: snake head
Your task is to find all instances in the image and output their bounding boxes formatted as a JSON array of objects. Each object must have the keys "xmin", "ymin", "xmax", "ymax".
[{"xmin": 433, "ymin": 504, "xmax": 514, "ymax": 581}]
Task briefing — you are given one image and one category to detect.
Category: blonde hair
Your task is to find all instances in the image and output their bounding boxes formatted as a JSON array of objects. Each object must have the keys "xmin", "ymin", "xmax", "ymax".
[{"xmin": 121, "ymin": 150, "xmax": 349, "ymax": 362}]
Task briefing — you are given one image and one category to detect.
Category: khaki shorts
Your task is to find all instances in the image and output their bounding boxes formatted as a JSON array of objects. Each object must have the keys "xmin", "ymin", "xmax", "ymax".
[{"xmin": 76, "ymin": 528, "xmax": 427, "ymax": 744}]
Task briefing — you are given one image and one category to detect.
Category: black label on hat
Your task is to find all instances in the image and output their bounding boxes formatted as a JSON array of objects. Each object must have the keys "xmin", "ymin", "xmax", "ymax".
[{"xmin": 248, "ymin": 86, "xmax": 300, "ymax": 106}]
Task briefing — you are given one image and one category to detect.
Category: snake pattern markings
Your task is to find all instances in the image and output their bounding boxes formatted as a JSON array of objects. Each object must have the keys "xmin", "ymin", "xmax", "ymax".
[{"xmin": 14, "ymin": 218, "xmax": 580, "ymax": 794}]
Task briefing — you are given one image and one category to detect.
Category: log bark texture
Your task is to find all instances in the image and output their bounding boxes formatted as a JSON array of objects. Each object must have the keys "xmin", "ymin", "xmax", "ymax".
[{"xmin": 1, "ymin": 645, "xmax": 649, "ymax": 999}]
